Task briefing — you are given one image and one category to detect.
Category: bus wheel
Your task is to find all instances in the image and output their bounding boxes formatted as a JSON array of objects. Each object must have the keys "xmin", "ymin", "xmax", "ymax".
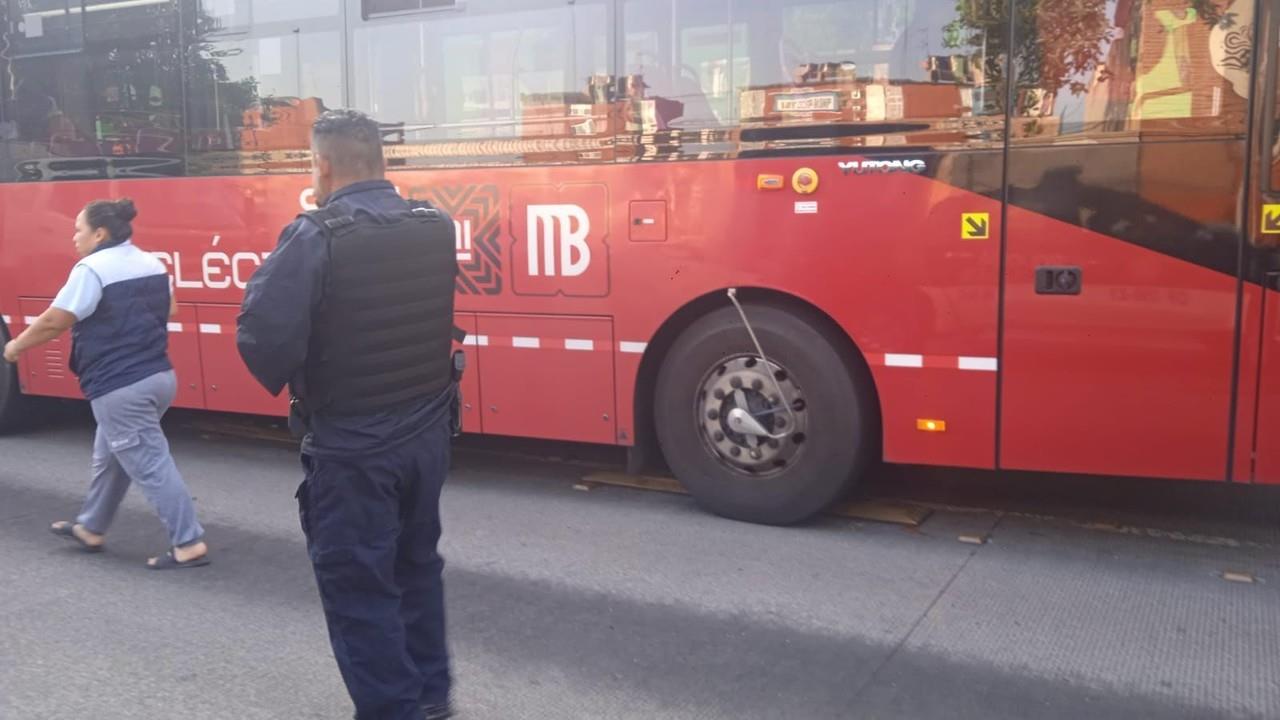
[
  {"xmin": 0, "ymin": 327, "xmax": 27, "ymax": 433},
  {"xmin": 655, "ymin": 303, "xmax": 874, "ymax": 525}
]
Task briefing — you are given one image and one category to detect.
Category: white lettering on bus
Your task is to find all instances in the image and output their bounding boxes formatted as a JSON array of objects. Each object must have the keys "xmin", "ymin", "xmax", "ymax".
[
  {"xmin": 152, "ymin": 242, "xmax": 271, "ymax": 291},
  {"xmin": 837, "ymin": 158, "xmax": 927, "ymax": 175},
  {"xmin": 456, "ymin": 219, "xmax": 473, "ymax": 262},
  {"xmin": 203, "ymin": 252, "xmax": 232, "ymax": 289},
  {"xmin": 232, "ymin": 252, "xmax": 264, "ymax": 287},
  {"xmin": 527, "ymin": 204, "xmax": 591, "ymax": 277}
]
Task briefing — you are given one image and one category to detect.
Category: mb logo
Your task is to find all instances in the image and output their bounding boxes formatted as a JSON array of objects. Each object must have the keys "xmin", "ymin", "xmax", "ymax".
[
  {"xmin": 527, "ymin": 204, "xmax": 591, "ymax": 277},
  {"xmin": 512, "ymin": 185, "xmax": 610, "ymax": 297}
]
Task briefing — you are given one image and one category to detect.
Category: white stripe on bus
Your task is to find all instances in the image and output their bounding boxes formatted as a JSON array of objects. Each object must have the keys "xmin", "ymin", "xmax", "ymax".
[{"xmin": 884, "ymin": 353, "xmax": 924, "ymax": 368}]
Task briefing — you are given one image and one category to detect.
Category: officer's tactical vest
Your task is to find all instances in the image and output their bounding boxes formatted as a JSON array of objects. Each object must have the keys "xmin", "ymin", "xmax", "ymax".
[{"xmin": 301, "ymin": 200, "xmax": 457, "ymax": 416}]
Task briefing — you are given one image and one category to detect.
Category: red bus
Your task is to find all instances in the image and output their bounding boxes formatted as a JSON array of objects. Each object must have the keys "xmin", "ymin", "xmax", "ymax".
[{"xmin": 1, "ymin": 0, "xmax": 1278, "ymax": 524}]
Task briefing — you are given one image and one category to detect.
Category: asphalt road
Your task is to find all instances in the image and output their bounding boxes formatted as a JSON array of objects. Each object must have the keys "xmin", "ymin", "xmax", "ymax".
[{"xmin": 1, "ymin": 409, "xmax": 1278, "ymax": 719}]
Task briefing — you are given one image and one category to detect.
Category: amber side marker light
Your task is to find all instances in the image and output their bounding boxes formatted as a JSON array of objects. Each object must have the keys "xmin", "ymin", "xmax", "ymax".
[
  {"xmin": 917, "ymin": 419, "xmax": 947, "ymax": 433},
  {"xmin": 757, "ymin": 174, "xmax": 785, "ymax": 190}
]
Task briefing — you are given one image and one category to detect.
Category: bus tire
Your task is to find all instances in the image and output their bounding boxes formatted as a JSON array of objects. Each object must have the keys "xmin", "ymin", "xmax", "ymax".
[
  {"xmin": 0, "ymin": 324, "xmax": 27, "ymax": 433},
  {"xmin": 654, "ymin": 303, "xmax": 874, "ymax": 525}
]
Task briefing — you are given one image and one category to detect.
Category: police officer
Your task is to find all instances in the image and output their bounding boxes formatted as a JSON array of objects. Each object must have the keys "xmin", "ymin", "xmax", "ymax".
[{"xmin": 236, "ymin": 110, "xmax": 457, "ymax": 720}]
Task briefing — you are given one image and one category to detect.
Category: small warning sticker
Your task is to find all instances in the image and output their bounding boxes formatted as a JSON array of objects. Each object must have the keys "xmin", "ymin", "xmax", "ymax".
[
  {"xmin": 962, "ymin": 212, "xmax": 990, "ymax": 240},
  {"xmin": 795, "ymin": 201, "xmax": 818, "ymax": 215},
  {"xmin": 1262, "ymin": 205, "xmax": 1280, "ymax": 235}
]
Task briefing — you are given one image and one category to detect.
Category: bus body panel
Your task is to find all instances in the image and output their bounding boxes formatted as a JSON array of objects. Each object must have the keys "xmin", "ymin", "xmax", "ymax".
[
  {"xmin": 0, "ymin": 154, "xmax": 1005, "ymax": 470},
  {"xmin": 1, "ymin": 0, "xmax": 1278, "ymax": 500}
]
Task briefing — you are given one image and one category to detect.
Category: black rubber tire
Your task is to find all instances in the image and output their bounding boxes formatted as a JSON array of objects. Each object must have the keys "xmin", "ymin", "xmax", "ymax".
[
  {"xmin": 0, "ymin": 323, "xmax": 27, "ymax": 434},
  {"xmin": 654, "ymin": 303, "xmax": 875, "ymax": 525}
]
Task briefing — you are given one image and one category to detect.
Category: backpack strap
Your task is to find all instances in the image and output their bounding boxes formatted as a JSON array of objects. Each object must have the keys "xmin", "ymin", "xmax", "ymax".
[
  {"xmin": 407, "ymin": 198, "xmax": 445, "ymax": 222},
  {"xmin": 298, "ymin": 204, "xmax": 358, "ymax": 238}
]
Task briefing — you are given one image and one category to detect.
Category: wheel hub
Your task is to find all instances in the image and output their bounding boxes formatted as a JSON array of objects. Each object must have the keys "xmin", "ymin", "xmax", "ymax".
[{"xmin": 695, "ymin": 356, "xmax": 808, "ymax": 476}]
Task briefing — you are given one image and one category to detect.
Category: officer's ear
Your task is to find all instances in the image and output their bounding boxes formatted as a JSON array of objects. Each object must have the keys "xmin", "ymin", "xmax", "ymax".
[{"xmin": 313, "ymin": 150, "xmax": 333, "ymax": 180}]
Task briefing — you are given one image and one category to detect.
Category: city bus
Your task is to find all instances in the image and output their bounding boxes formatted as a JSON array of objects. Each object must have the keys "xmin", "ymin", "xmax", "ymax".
[{"xmin": 0, "ymin": 0, "xmax": 1277, "ymax": 525}]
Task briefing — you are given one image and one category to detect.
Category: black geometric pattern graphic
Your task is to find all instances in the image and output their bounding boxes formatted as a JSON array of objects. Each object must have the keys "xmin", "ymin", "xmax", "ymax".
[{"xmin": 413, "ymin": 184, "xmax": 503, "ymax": 296}]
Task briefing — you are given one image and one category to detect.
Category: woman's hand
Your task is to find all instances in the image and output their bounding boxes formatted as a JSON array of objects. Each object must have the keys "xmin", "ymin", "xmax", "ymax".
[{"xmin": 6, "ymin": 309, "xmax": 76, "ymax": 363}]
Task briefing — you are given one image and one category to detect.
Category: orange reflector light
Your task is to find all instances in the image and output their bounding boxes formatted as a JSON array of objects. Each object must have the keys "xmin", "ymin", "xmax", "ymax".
[
  {"xmin": 757, "ymin": 174, "xmax": 785, "ymax": 190},
  {"xmin": 792, "ymin": 168, "xmax": 820, "ymax": 194},
  {"xmin": 917, "ymin": 419, "xmax": 947, "ymax": 433}
]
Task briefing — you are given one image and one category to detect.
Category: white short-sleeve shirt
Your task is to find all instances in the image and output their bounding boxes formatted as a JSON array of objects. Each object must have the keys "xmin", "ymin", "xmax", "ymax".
[{"xmin": 51, "ymin": 241, "xmax": 169, "ymax": 321}]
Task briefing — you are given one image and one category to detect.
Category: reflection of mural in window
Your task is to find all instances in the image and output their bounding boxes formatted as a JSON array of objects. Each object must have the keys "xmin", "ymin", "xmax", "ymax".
[
  {"xmin": 1135, "ymin": 7, "xmax": 1198, "ymax": 119},
  {"xmin": 985, "ymin": 0, "xmax": 1250, "ymax": 141}
]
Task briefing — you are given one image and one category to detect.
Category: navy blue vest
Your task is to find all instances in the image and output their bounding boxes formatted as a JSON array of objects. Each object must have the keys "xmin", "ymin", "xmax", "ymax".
[{"xmin": 68, "ymin": 243, "xmax": 172, "ymax": 400}]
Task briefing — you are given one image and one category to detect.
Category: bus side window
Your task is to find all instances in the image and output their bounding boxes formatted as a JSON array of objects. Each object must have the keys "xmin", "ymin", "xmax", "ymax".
[
  {"xmin": 352, "ymin": 0, "xmax": 612, "ymax": 168},
  {"xmin": 621, "ymin": 0, "xmax": 1005, "ymax": 159},
  {"xmin": 183, "ymin": 0, "xmax": 344, "ymax": 175},
  {"xmin": 623, "ymin": 0, "xmax": 733, "ymax": 133},
  {"xmin": 0, "ymin": 0, "xmax": 185, "ymax": 183},
  {"xmin": 732, "ymin": 0, "xmax": 1002, "ymax": 146}
]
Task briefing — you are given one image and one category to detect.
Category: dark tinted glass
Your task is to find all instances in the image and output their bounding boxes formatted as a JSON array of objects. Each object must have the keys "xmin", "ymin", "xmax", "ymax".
[{"xmin": 0, "ymin": 0, "xmax": 185, "ymax": 182}]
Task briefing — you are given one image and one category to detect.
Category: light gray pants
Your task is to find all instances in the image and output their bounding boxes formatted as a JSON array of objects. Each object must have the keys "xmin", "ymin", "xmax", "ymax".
[{"xmin": 76, "ymin": 370, "xmax": 204, "ymax": 548}]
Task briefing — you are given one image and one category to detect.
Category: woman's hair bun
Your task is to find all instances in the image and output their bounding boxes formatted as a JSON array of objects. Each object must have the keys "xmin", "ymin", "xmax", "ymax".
[{"xmin": 114, "ymin": 198, "xmax": 138, "ymax": 223}]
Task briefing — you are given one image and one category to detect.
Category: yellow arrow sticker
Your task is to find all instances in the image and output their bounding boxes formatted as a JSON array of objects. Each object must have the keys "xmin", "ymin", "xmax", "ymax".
[
  {"xmin": 1263, "ymin": 205, "xmax": 1280, "ymax": 235},
  {"xmin": 962, "ymin": 212, "xmax": 990, "ymax": 240}
]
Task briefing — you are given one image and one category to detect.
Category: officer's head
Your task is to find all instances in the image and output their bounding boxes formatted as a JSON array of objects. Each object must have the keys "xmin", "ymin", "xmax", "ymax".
[
  {"xmin": 311, "ymin": 109, "xmax": 386, "ymax": 205},
  {"xmin": 76, "ymin": 198, "xmax": 136, "ymax": 257}
]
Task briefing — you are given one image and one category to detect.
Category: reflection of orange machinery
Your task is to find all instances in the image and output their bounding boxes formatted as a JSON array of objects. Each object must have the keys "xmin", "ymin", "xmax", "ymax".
[
  {"xmin": 239, "ymin": 97, "xmax": 325, "ymax": 151},
  {"xmin": 514, "ymin": 76, "xmax": 686, "ymax": 163},
  {"xmin": 792, "ymin": 61, "xmax": 857, "ymax": 85},
  {"xmin": 519, "ymin": 75, "xmax": 686, "ymax": 139},
  {"xmin": 742, "ymin": 80, "xmax": 973, "ymax": 125},
  {"xmin": 520, "ymin": 92, "xmax": 607, "ymax": 138}
]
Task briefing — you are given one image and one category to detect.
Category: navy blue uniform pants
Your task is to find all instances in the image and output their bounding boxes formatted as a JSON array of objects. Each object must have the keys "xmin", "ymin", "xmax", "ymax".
[{"xmin": 297, "ymin": 422, "xmax": 452, "ymax": 720}]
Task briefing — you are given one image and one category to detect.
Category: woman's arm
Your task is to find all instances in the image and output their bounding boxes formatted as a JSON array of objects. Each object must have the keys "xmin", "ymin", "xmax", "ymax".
[{"xmin": 3, "ymin": 307, "xmax": 77, "ymax": 363}]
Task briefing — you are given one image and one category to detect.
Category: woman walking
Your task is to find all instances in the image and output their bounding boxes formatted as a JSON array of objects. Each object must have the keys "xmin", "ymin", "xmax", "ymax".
[{"xmin": 2, "ymin": 199, "xmax": 209, "ymax": 569}]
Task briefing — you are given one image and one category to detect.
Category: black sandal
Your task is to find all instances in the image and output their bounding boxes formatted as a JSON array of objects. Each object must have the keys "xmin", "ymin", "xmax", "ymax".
[
  {"xmin": 147, "ymin": 550, "xmax": 211, "ymax": 571},
  {"xmin": 49, "ymin": 522, "xmax": 105, "ymax": 554}
]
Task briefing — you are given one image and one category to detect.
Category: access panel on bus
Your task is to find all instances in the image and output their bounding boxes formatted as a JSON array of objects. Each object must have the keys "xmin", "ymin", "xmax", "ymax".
[{"xmin": 999, "ymin": 0, "xmax": 1250, "ymax": 481}]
